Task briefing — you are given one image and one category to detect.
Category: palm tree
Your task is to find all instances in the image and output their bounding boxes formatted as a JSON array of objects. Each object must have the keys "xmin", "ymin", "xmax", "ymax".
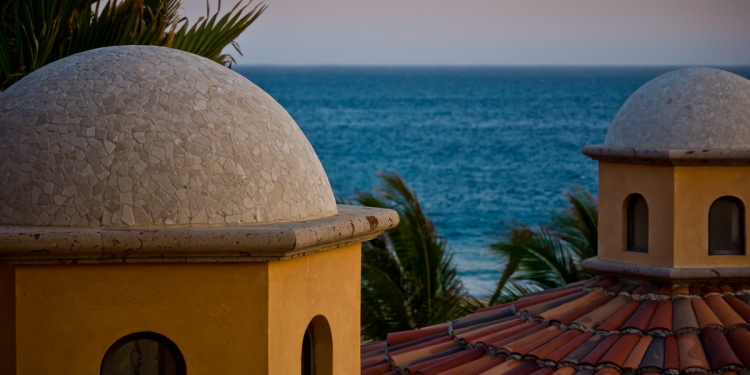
[
  {"xmin": 0, "ymin": 0, "xmax": 265, "ymax": 90},
  {"xmin": 488, "ymin": 189, "xmax": 598, "ymax": 305},
  {"xmin": 353, "ymin": 172, "xmax": 476, "ymax": 342}
]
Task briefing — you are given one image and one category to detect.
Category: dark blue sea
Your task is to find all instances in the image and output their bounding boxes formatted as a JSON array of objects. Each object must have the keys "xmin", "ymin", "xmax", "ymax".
[{"xmin": 235, "ymin": 66, "xmax": 750, "ymax": 296}]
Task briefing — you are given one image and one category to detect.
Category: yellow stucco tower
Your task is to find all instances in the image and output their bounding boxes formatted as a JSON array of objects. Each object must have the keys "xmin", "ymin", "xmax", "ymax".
[
  {"xmin": 583, "ymin": 67, "xmax": 750, "ymax": 281},
  {"xmin": 0, "ymin": 46, "xmax": 398, "ymax": 375}
]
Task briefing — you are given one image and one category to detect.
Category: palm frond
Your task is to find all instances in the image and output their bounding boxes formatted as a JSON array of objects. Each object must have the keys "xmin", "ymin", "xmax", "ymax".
[
  {"xmin": 487, "ymin": 188, "xmax": 598, "ymax": 308},
  {"xmin": 355, "ymin": 171, "xmax": 474, "ymax": 341},
  {"xmin": 0, "ymin": 0, "xmax": 265, "ymax": 90}
]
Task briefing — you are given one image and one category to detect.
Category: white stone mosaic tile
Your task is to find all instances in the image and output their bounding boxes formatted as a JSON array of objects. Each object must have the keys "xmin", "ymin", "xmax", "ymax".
[
  {"xmin": 0, "ymin": 46, "xmax": 337, "ymax": 227},
  {"xmin": 605, "ymin": 68, "xmax": 750, "ymax": 149}
]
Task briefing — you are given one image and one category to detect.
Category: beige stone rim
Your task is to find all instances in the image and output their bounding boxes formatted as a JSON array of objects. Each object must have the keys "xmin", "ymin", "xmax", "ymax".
[
  {"xmin": 583, "ymin": 145, "xmax": 750, "ymax": 165},
  {"xmin": 0, "ymin": 205, "xmax": 398, "ymax": 264}
]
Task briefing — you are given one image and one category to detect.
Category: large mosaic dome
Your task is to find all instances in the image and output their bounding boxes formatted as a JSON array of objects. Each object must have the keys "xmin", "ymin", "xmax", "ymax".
[
  {"xmin": 604, "ymin": 67, "xmax": 750, "ymax": 150},
  {"xmin": 0, "ymin": 46, "xmax": 337, "ymax": 228}
]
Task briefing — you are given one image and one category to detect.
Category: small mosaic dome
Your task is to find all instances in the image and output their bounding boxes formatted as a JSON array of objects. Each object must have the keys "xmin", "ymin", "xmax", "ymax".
[
  {"xmin": 0, "ymin": 46, "xmax": 337, "ymax": 228},
  {"xmin": 604, "ymin": 68, "xmax": 750, "ymax": 149}
]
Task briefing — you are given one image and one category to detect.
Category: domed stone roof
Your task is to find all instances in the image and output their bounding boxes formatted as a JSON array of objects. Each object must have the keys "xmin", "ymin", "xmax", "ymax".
[
  {"xmin": 0, "ymin": 46, "xmax": 337, "ymax": 228},
  {"xmin": 604, "ymin": 68, "xmax": 750, "ymax": 149}
]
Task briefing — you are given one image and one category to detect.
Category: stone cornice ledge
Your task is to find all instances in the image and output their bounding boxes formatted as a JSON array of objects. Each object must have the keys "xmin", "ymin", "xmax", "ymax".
[
  {"xmin": 0, "ymin": 205, "xmax": 399, "ymax": 264},
  {"xmin": 582, "ymin": 144, "xmax": 750, "ymax": 165},
  {"xmin": 582, "ymin": 257, "xmax": 750, "ymax": 283}
]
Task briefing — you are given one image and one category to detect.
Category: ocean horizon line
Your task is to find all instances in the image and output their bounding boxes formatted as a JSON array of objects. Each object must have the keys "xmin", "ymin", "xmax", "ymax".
[{"xmin": 234, "ymin": 63, "xmax": 750, "ymax": 69}]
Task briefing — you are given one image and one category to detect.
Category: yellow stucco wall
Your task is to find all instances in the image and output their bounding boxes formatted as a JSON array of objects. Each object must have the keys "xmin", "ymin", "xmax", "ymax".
[
  {"xmin": 673, "ymin": 165, "xmax": 750, "ymax": 267},
  {"xmin": 599, "ymin": 162, "xmax": 750, "ymax": 268},
  {"xmin": 12, "ymin": 262, "xmax": 270, "ymax": 375},
  {"xmin": 268, "ymin": 243, "xmax": 361, "ymax": 375},
  {"xmin": 1, "ymin": 243, "xmax": 361, "ymax": 374},
  {"xmin": 598, "ymin": 162, "xmax": 675, "ymax": 267}
]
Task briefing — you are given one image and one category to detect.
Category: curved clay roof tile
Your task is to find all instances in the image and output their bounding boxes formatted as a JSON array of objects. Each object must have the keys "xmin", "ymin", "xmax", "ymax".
[{"xmin": 361, "ymin": 277, "xmax": 750, "ymax": 374}]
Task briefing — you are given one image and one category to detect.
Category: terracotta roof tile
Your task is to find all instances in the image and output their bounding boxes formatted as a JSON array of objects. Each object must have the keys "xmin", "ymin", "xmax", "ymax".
[
  {"xmin": 483, "ymin": 359, "xmax": 522, "ymax": 375},
  {"xmin": 490, "ymin": 322, "xmax": 551, "ymax": 349},
  {"xmin": 677, "ymin": 333, "xmax": 710, "ymax": 372},
  {"xmin": 672, "ymin": 298, "xmax": 699, "ymax": 332},
  {"xmin": 457, "ymin": 318, "xmax": 523, "ymax": 344},
  {"xmin": 572, "ymin": 295, "xmax": 629, "ymax": 329},
  {"xmin": 412, "ymin": 347, "xmax": 485, "ymax": 375},
  {"xmin": 594, "ymin": 368, "xmax": 621, "ymax": 375},
  {"xmin": 622, "ymin": 335, "xmax": 652, "ymax": 370},
  {"xmin": 672, "ymin": 285, "xmax": 690, "ymax": 297},
  {"xmin": 702, "ymin": 285, "xmax": 722, "ymax": 296},
  {"xmin": 361, "ymin": 277, "xmax": 750, "ymax": 375},
  {"xmin": 642, "ymin": 283, "xmax": 662, "ymax": 295},
  {"xmin": 387, "ymin": 323, "xmax": 448, "ymax": 346},
  {"xmin": 725, "ymin": 295, "xmax": 750, "ymax": 323},
  {"xmin": 467, "ymin": 321, "xmax": 537, "ymax": 346},
  {"xmin": 460, "ymin": 357, "xmax": 507, "ymax": 375},
  {"xmin": 726, "ymin": 328, "xmax": 750, "ymax": 367},
  {"xmin": 500, "ymin": 326, "xmax": 560, "ymax": 354},
  {"xmin": 437, "ymin": 356, "xmax": 495, "ymax": 375},
  {"xmin": 593, "ymin": 277, "xmax": 618, "ymax": 291},
  {"xmin": 527, "ymin": 367, "xmax": 557, "ymax": 375},
  {"xmin": 551, "ymin": 366, "xmax": 577, "ymax": 375},
  {"xmin": 503, "ymin": 361, "xmax": 541, "ymax": 375},
  {"xmin": 622, "ymin": 300, "xmax": 658, "ymax": 331},
  {"xmin": 387, "ymin": 335, "xmax": 452, "ymax": 356},
  {"xmin": 719, "ymin": 284, "xmax": 734, "ymax": 293},
  {"xmin": 579, "ymin": 334, "xmax": 620, "ymax": 366},
  {"xmin": 705, "ymin": 295, "xmax": 747, "ymax": 328},
  {"xmin": 692, "ymin": 298, "xmax": 724, "ymax": 329},
  {"xmin": 701, "ymin": 329, "xmax": 743, "ymax": 371},
  {"xmin": 663, "ymin": 336, "xmax": 679, "ymax": 371},
  {"xmin": 645, "ymin": 299, "xmax": 672, "ymax": 332},
  {"xmin": 631, "ymin": 283, "xmax": 649, "ymax": 295},
  {"xmin": 361, "ymin": 362, "xmax": 392, "ymax": 375},
  {"xmin": 528, "ymin": 330, "xmax": 583, "ymax": 360},
  {"xmin": 595, "ymin": 300, "xmax": 641, "ymax": 332},
  {"xmin": 598, "ymin": 334, "xmax": 641, "ymax": 367},
  {"xmin": 561, "ymin": 333, "xmax": 610, "ymax": 364},
  {"xmin": 689, "ymin": 285, "xmax": 702, "ymax": 295},
  {"xmin": 639, "ymin": 336, "xmax": 664, "ymax": 369},
  {"xmin": 553, "ymin": 296, "xmax": 614, "ymax": 326},
  {"xmin": 389, "ymin": 339, "xmax": 457, "ymax": 366},
  {"xmin": 513, "ymin": 328, "xmax": 566, "ymax": 356},
  {"xmin": 537, "ymin": 291, "xmax": 607, "ymax": 322},
  {"xmin": 522, "ymin": 292, "xmax": 589, "ymax": 317},
  {"xmin": 544, "ymin": 332, "xmax": 594, "ymax": 363}
]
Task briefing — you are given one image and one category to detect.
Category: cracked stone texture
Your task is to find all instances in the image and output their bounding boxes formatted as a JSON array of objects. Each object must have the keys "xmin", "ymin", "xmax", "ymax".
[
  {"xmin": 605, "ymin": 67, "xmax": 750, "ymax": 149},
  {"xmin": 0, "ymin": 46, "xmax": 337, "ymax": 228}
]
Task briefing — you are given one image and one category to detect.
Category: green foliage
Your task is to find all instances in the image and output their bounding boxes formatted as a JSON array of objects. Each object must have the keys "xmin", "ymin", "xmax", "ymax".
[
  {"xmin": 354, "ymin": 172, "xmax": 477, "ymax": 342},
  {"xmin": 0, "ymin": 0, "xmax": 265, "ymax": 90},
  {"xmin": 488, "ymin": 189, "xmax": 598, "ymax": 305}
]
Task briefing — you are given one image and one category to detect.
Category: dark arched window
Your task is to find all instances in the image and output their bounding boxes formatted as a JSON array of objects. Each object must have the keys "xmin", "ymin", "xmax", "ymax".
[
  {"xmin": 302, "ymin": 324, "xmax": 314, "ymax": 375},
  {"xmin": 627, "ymin": 194, "xmax": 649, "ymax": 253},
  {"xmin": 709, "ymin": 197, "xmax": 745, "ymax": 255},
  {"xmin": 302, "ymin": 315, "xmax": 333, "ymax": 375},
  {"xmin": 101, "ymin": 332, "xmax": 186, "ymax": 375}
]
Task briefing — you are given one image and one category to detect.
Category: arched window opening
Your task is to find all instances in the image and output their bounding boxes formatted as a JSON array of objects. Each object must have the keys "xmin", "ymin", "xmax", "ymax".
[
  {"xmin": 302, "ymin": 324, "xmax": 314, "ymax": 375},
  {"xmin": 302, "ymin": 315, "xmax": 333, "ymax": 375},
  {"xmin": 627, "ymin": 194, "xmax": 649, "ymax": 253},
  {"xmin": 709, "ymin": 196, "xmax": 745, "ymax": 255},
  {"xmin": 100, "ymin": 332, "xmax": 186, "ymax": 375}
]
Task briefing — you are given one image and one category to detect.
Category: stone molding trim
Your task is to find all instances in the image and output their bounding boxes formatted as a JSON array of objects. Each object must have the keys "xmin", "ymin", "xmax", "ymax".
[
  {"xmin": 582, "ymin": 257, "xmax": 750, "ymax": 282},
  {"xmin": 0, "ymin": 205, "xmax": 398, "ymax": 264},
  {"xmin": 582, "ymin": 144, "xmax": 750, "ymax": 165}
]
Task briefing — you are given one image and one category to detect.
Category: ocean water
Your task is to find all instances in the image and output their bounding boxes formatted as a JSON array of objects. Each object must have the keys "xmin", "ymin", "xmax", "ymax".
[{"xmin": 235, "ymin": 66, "xmax": 750, "ymax": 296}]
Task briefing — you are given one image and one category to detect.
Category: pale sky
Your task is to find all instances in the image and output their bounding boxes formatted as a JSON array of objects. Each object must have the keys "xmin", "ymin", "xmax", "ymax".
[{"xmin": 182, "ymin": 0, "xmax": 750, "ymax": 66}]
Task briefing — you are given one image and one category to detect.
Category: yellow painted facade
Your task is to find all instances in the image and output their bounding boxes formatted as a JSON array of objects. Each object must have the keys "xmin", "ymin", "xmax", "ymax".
[
  {"xmin": 599, "ymin": 161, "xmax": 750, "ymax": 268},
  {"xmin": 0, "ymin": 243, "xmax": 361, "ymax": 375}
]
